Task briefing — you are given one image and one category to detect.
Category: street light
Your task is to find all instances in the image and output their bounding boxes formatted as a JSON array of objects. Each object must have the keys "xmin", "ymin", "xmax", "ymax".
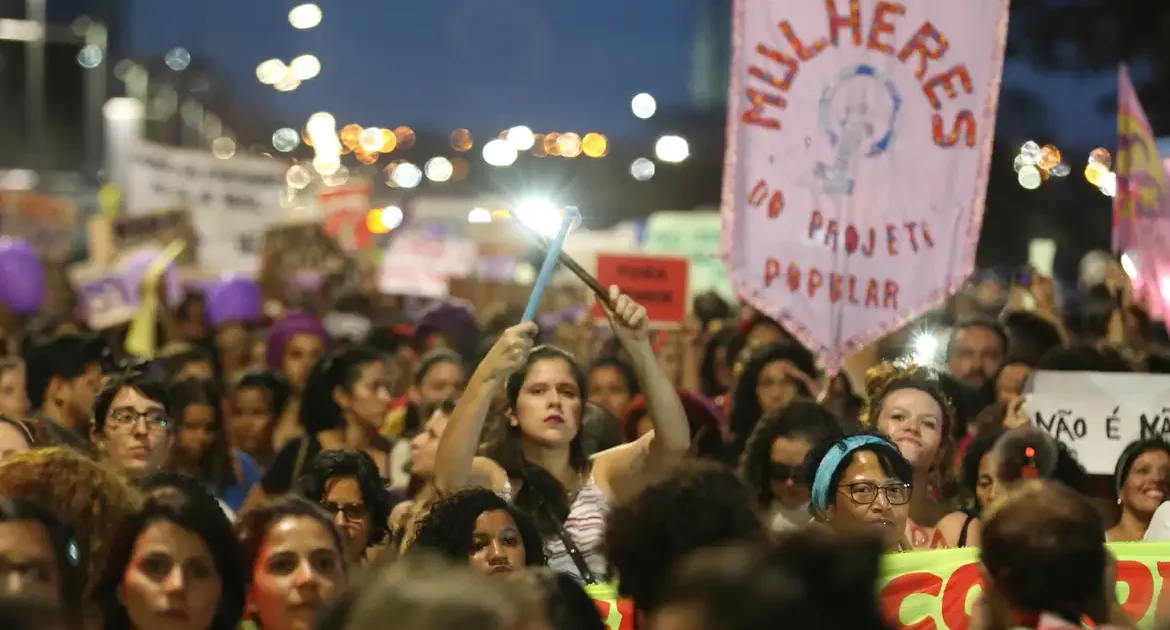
[{"xmin": 289, "ymin": 4, "xmax": 323, "ymax": 29}]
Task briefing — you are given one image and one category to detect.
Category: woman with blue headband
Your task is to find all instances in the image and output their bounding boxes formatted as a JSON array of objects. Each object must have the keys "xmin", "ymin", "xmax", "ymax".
[{"xmin": 807, "ymin": 432, "xmax": 915, "ymax": 552}]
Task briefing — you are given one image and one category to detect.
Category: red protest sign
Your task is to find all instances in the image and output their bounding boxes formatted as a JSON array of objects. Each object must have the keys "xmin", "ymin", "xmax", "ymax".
[{"xmin": 592, "ymin": 254, "xmax": 689, "ymax": 324}]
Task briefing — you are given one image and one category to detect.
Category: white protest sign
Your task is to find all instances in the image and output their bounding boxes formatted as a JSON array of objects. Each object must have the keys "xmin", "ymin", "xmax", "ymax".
[
  {"xmin": 68, "ymin": 263, "xmax": 138, "ymax": 330},
  {"xmin": 125, "ymin": 141, "xmax": 285, "ymax": 274},
  {"xmin": 378, "ymin": 230, "xmax": 478, "ymax": 297},
  {"xmin": 721, "ymin": 0, "xmax": 1010, "ymax": 371},
  {"xmin": 1025, "ymin": 370, "xmax": 1170, "ymax": 475},
  {"xmin": 642, "ymin": 210, "xmax": 733, "ymax": 302}
]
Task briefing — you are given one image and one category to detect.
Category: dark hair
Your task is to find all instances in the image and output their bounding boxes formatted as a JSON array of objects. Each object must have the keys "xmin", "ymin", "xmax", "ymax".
[
  {"xmin": 622, "ymin": 392, "xmax": 726, "ymax": 460},
  {"xmin": 699, "ymin": 325, "xmax": 735, "ymax": 398},
  {"xmin": 657, "ymin": 530, "xmax": 892, "ymax": 629},
  {"xmin": 961, "ymin": 427, "xmax": 1003, "ymax": 516},
  {"xmin": 727, "ymin": 340, "xmax": 818, "ymax": 459},
  {"xmin": 237, "ymin": 495, "xmax": 344, "ymax": 574},
  {"xmin": 297, "ymin": 449, "xmax": 392, "ymax": 547},
  {"xmin": 526, "ymin": 568, "xmax": 606, "ymax": 630},
  {"xmin": 1036, "ymin": 344, "xmax": 1131, "ymax": 373},
  {"xmin": 692, "ymin": 291, "xmax": 732, "ymax": 329},
  {"xmin": 604, "ymin": 461, "xmax": 765, "ymax": 612},
  {"xmin": 414, "ymin": 349, "xmax": 464, "ymax": 386},
  {"xmin": 804, "ymin": 431, "xmax": 914, "ymax": 517},
  {"xmin": 234, "ymin": 369, "xmax": 291, "ymax": 417},
  {"xmin": 0, "ymin": 596, "xmax": 65, "ymax": 630},
  {"xmin": 409, "ymin": 488, "xmax": 545, "ymax": 566},
  {"xmin": 1000, "ymin": 312, "xmax": 1062, "ymax": 364},
  {"xmin": 139, "ymin": 470, "xmax": 223, "ymax": 504},
  {"xmin": 580, "ymin": 402, "xmax": 623, "ymax": 457},
  {"xmin": 166, "ymin": 378, "xmax": 235, "ymax": 488},
  {"xmin": 982, "ymin": 480, "xmax": 1107, "ymax": 624},
  {"xmin": 992, "ymin": 426, "xmax": 1091, "ymax": 494},
  {"xmin": 24, "ymin": 334, "xmax": 103, "ymax": 410},
  {"xmin": 299, "ymin": 346, "xmax": 386, "ymax": 434},
  {"xmin": 92, "ymin": 373, "xmax": 170, "ymax": 434},
  {"xmin": 726, "ymin": 314, "xmax": 786, "ymax": 372},
  {"xmin": 588, "ymin": 357, "xmax": 640, "ymax": 399},
  {"xmin": 946, "ymin": 318, "xmax": 1008, "ymax": 360},
  {"xmin": 1113, "ymin": 438, "xmax": 1170, "ymax": 497},
  {"xmin": 739, "ymin": 401, "xmax": 845, "ymax": 509},
  {"xmin": 159, "ymin": 343, "xmax": 216, "ymax": 381},
  {"xmin": 0, "ymin": 498, "xmax": 83, "ymax": 625},
  {"xmin": 93, "ymin": 492, "xmax": 245, "ymax": 630},
  {"xmin": 489, "ymin": 345, "xmax": 588, "ymax": 537}
]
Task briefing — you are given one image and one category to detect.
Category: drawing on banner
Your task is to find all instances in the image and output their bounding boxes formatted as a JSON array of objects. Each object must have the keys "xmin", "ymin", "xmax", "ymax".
[
  {"xmin": 721, "ymin": 0, "xmax": 1011, "ymax": 371},
  {"xmin": 68, "ymin": 264, "xmax": 138, "ymax": 330},
  {"xmin": 815, "ymin": 64, "xmax": 902, "ymax": 196},
  {"xmin": 1024, "ymin": 370, "xmax": 1170, "ymax": 474}
]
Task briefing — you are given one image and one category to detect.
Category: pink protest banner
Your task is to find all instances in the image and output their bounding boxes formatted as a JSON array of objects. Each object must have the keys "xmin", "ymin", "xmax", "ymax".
[
  {"xmin": 721, "ymin": 0, "xmax": 1010, "ymax": 371},
  {"xmin": 1115, "ymin": 66, "xmax": 1170, "ymax": 323}
]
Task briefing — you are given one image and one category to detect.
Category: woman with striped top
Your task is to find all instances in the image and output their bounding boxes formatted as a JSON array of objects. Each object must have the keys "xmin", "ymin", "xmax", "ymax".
[{"xmin": 433, "ymin": 286, "xmax": 690, "ymax": 583}]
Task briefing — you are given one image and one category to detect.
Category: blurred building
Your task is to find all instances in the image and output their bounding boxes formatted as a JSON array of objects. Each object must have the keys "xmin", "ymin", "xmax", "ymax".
[{"xmin": 691, "ymin": 0, "xmax": 731, "ymax": 112}]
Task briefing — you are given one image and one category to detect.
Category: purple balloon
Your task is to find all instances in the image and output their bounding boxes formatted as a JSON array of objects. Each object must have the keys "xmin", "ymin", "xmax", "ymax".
[
  {"xmin": 119, "ymin": 248, "xmax": 183, "ymax": 306},
  {"xmin": 0, "ymin": 238, "xmax": 45, "ymax": 315},
  {"xmin": 206, "ymin": 276, "xmax": 262, "ymax": 327}
]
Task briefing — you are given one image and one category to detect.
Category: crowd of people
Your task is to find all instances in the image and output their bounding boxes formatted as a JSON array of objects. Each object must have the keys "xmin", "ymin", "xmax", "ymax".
[{"xmin": 0, "ymin": 259, "xmax": 1165, "ymax": 630}]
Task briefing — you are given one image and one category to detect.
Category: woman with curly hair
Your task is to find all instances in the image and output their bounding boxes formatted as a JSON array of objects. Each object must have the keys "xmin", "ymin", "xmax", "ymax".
[
  {"xmin": 0, "ymin": 446, "xmax": 141, "ymax": 597},
  {"xmin": 297, "ymin": 449, "xmax": 392, "ymax": 565},
  {"xmin": 861, "ymin": 362, "xmax": 978, "ymax": 549},
  {"xmin": 724, "ymin": 341, "xmax": 819, "ymax": 463},
  {"xmin": 738, "ymin": 400, "xmax": 844, "ymax": 532},
  {"xmin": 409, "ymin": 488, "xmax": 545, "ymax": 578}
]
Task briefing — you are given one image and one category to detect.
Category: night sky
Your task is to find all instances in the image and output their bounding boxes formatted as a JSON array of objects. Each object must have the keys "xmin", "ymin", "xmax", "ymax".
[{"xmin": 125, "ymin": 1, "xmax": 1117, "ymax": 147}]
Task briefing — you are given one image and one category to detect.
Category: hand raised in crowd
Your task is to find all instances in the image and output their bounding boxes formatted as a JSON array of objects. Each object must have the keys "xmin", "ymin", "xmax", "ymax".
[
  {"xmin": 603, "ymin": 285, "xmax": 650, "ymax": 346},
  {"xmin": 481, "ymin": 321, "xmax": 538, "ymax": 380}
]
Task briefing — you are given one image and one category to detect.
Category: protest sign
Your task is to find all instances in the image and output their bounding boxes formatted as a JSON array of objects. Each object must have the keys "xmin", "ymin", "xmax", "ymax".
[
  {"xmin": 721, "ymin": 0, "xmax": 1010, "ymax": 371},
  {"xmin": 319, "ymin": 183, "xmax": 374, "ymax": 252},
  {"xmin": 126, "ymin": 141, "xmax": 285, "ymax": 274},
  {"xmin": 378, "ymin": 229, "xmax": 478, "ymax": 298},
  {"xmin": 879, "ymin": 542, "xmax": 1170, "ymax": 629},
  {"xmin": 261, "ymin": 223, "xmax": 346, "ymax": 277},
  {"xmin": 0, "ymin": 190, "xmax": 78, "ymax": 263},
  {"xmin": 68, "ymin": 263, "xmax": 138, "ymax": 330},
  {"xmin": 592, "ymin": 253, "xmax": 689, "ymax": 324},
  {"xmin": 1023, "ymin": 371, "xmax": 1170, "ymax": 475},
  {"xmin": 642, "ymin": 210, "xmax": 733, "ymax": 303},
  {"xmin": 112, "ymin": 210, "xmax": 200, "ymax": 267}
]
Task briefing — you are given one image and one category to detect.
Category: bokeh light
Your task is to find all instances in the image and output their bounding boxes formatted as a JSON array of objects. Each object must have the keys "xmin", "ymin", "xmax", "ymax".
[
  {"xmin": 483, "ymin": 139, "xmax": 519, "ymax": 167},
  {"xmin": 1090, "ymin": 147, "xmax": 1113, "ymax": 170},
  {"xmin": 313, "ymin": 155, "xmax": 342, "ymax": 176},
  {"xmin": 380, "ymin": 128, "xmax": 398, "ymax": 153},
  {"xmin": 366, "ymin": 211, "xmax": 389, "ymax": 235},
  {"xmin": 468, "ymin": 207, "xmax": 491, "ymax": 224},
  {"xmin": 381, "ymin": 205, "xmax": 405, "ymax": 230},
  {"xmin": 286, "ymin": 164, "xmax": 312, "ymax": 189},
  {"xmin": 322, "ymin": 166, "xmax": 349, "ymax": 187},
  {"xmin": 505, "ymin": 126, "xmax": 535, "ymax": 151},
  {"xmin": 275, "ymin": 74, "xmax": 301, "ymax": 92},
  {"xmin": 1018, "ymin": 165, "xmax": 1042, "ymax": 190},
  {"xmin": 272, "ymin": 128, "xmax": 300, "ymax": 152},
  {"xmin": 391, "ymin": 162, "xmax": 423, "ymax": 188},
  {"xmin": 358, "ymin": 127, "xmax": 383, "ymax": 153},
  {"xmin": 340, "ymin": 124, "xmax": 362, "ymax": 150},
  {"xmin": 290, "ymin": 54, "xmax": 321, "ymax": 81},
  {"xmin": 630, "ymin": 157, "xmax": 655, "ymax": 181},
  {"xmin": 355, "ymin": 149, "xmax": 379, "ymax": 165},
  {"xmin": 581, "ymin": 133, "xmax": 608, "ymax": 158},
  {"xmin": 543, "ymin": 133, "xmax": 561, "ymax": 156},
  {"xmin": 289, "ymin": 3, "xmax": 322, "ymax": 29},
  {"xmin": 306, "ymin": 112, "xmax": 335, "ymax": 135},
  {"xmin": 77, "ymin": 45, "xmax": 103, "ymax": 69},
  {"xmin": 631, "ymin": 93, "xmax": 657, "ymax": 119},
  {"xmin": 655, "ymin": 135, "xmax": 689, "ymax": 163},
  {"xmin": 513, "ymin": 198, "xmax": 566, "ymax": 238},
  {"xmin": 257, "ymin": 59, "xmax": 286, "ymax": 85},
  {"xmin": 557, "ymin": 133, "xmax": 582, "ymax": 158},
  {"xmin": 394, "ymin": 126, "xmax": 416, "ymax": 151},
  {"xmin": 425, "ymin": 157, "xmax": 454, "ymax": 182},
  {"xmin": 451, "ymin": 129, "xmax": 473, "ymax": 152},
  {"xmin": 211, "ymin": 137, "xmax": 236, "ymax": 160},
  {"xmin": 165, "ymin": 47, "xmax": 190, "ymax": 71},
  {"xmin": 531, "ymin": 135, "xmax": 548, "ymax": 158},
  {"xmin": 450, "ymin": 157, "xmax": 470, "ymax": 181}
]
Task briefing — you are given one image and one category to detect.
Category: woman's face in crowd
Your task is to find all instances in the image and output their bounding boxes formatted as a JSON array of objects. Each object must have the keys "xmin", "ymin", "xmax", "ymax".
[
  {"xmin": 0, "ymin": 519, "xmax": 61, "ymax": 603},
  {"xmin": 746, "ymin": 322, "xmax": 785, "ymax": 349},
  {"xmin": 995, "ymin": 363, "xmax": 1032, "ymax": 405},
  {"xmin": 95, "ymin": 387, "xmax": 173, "ymax": 477},
  {"xmin": 0, "ymin": 422, "xmax": 30, "ymax": 460},
  {"xmin": 248, "ymin": 516, "xmax": 345, "ymax": 630},
  {"xmin": 711, "ymin": 344, "xmax": 732, "ymax": 392},
  {"xmin": 120, "ymin": 520, "xmax": 222, "ymax": 630},
  {"xmin": 587, "ymin": 365, "xmax": 633, "ymax": 420},
  {"xmin": 0, "ymin": 366, "xmax": 29, "ymax": 419},
  {"xmin": 770, "ymin": 436, "xmax": 813, "ymax": 509},
  {"xmin": 828, "ymin": 451, "xmax": 911, "ymax": 550},
  {"xmin": 409, "ymin": 410, "xmax": 450, "ymax": 477},
  {"xmin": 215, "ymin": 323, "xmax": 250, "ymax": 367},
  {"xmin": 338, "ymin": 362, "xmax": 393, "ymax": 431},
  {"xmin": 176, "ymin": 403, "xmax": 217, "ymax": 464},
  {"xmin": 876, "ymin": 389, "xmax": 944, "ymax": 472},
  {"xmin": 283, "ymin": 334, "xmax": 325, "ymax": 391},
  {"xmin": 415, "ymin": 360, "xmax": 465, "ymax": 406},
  {"xmin": 1122, "ymin": 449, "xmax": 1170, "ymax": 516},
  {"xmin": 469, "ymin": 509, "xmax": 526, "ymax": 578},
  {"xmin": 320, "ymin": 476, "xmax": 372, "ymax": 562},
  {"xmin": 756, "ymin": 361, "xmax": 801, "ymax": 415},
  {"xmin": 976, "ymin": 451, "xmax": 997, "ymax": 512},
  {"xmin": 231, "ymin": 387, "xmax": 274, "ymax": 455},
  {"xmin": 513, "ymin": 358, "xmax": 582, "ymax": 448}
]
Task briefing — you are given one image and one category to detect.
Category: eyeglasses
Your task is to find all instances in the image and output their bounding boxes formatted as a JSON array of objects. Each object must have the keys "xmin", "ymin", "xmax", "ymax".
[
  {"xmin": 107, "ymin": 407, "xmax": 169, "ymax": 432},
  {"xmin": 770, "ymin": 462, "xmax": 806, "ymax": 483},
  {"xmin": 838, "ymin": 481, "xmax": 911, "ymax": 506},
  {"xmin": 322, "ymin": 501, "xmax": 369, "ymax": 522}
]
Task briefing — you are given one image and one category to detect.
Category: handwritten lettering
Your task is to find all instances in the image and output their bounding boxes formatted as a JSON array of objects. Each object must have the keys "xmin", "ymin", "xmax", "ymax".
[
  {"xmin": 808, "ymin": 210, "xmax": 934, "ymax": 257},
  {"xmin": 1035, "ymin": 409, "xmax": 1087, "ymax": 442},
  {"xmin": 1140, "ymin": 408, "xmax": 1170, "ymax": 439},
  {"xmin": 764, "ymin": 258, "xmax": 899, "ymax": 310}
]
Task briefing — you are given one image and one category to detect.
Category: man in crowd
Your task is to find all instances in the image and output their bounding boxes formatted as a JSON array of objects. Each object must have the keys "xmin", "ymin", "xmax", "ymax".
[
  {"xmin": 25, "ymin": 335, "xmax": 103, "ymax": 454},
  {"xmin": 946, "ymin": 319, "xmax": 1008, "ymax": 391}
]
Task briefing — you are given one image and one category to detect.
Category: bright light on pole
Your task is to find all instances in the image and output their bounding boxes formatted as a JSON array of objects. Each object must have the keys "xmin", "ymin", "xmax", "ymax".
[
  {"xmin": 289, "ymin": 3, "xmax": 322, "ymax": 29},
  {"xmin": 512, "ymin": 198, "xmax": 566, "ymax": 238},
  {"xmin": 655, "ymin": 135, "xmax": 689, "ymax": 163},
  {"xmin": 631, "ymin": 93, "xmax": 656, "ymax": 119},
  {"xmin": 468, "ymin": 207, "xmax": 491, "ymax": 224}
]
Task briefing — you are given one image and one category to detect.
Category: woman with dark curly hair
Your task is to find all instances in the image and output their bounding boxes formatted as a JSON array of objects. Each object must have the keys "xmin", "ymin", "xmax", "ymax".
[
  {"xmin": 435, "ymin": 288, "xmax": 689, "ymax": 584},
  {"xmin": 724, "ymin": 340, "xmax": 819, "ymax": 463},
  {"xmin": 738, "ymin": 400, "xmax": 844, "ymax": 532},
  {"xmin": 297, "ymin": 449, "xmax": 391, "ymax": 565},
  {"xmin": 93, "ymin": 491, "xmax": 244, "ymax": 630},
  {"xmin": 409, "ymin": 487, "xmax": 545, "ymax": 577},
  {"xmin": 861, "ymin": 362, "xmax": 978, "ymax": 549}
]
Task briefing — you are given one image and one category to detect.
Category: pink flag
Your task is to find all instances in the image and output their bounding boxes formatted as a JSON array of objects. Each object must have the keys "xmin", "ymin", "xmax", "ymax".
[{"xmin": 721, "ymin": 0, "xmax": 1010, "ymax": 371}]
